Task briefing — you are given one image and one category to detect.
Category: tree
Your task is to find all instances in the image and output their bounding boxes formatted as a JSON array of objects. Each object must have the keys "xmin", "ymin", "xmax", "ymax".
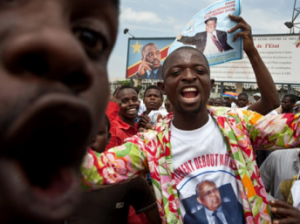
[{"xmin": 117, "ymin": 80, "xmax": 131, "ymax": 86}]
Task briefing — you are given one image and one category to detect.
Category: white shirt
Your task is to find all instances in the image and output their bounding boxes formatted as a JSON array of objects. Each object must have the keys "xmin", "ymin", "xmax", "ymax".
[
  {"xmin": 231, "ymin": 102, "xmax": 237, "ymax": 108},
  {"xmin": 203, "ymin": 31, "xmax": 222, "ymax": 55},
  {"xmin": 138, "ymin": 100, "xmax": 146, "ymax": 115},
  {"xmin": 148, "ymin": 110, "xmax": 168, "ymax": 125},
  {"xmin": 170, "ymin": 115, "xmax": 241, "ymax": 221},
  {"xmin": 205, "ymin": 206, "xmax": 228, "ymax": 224}
]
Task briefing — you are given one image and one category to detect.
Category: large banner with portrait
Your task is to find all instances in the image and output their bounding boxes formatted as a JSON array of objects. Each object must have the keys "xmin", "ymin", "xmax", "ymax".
[
  {"xmin": 210, "ymin": 34, "xmax": 300, "ymax": 84},
  {"xmin": 126, "ymin": 38, "xmax": 174, "ymax": 80},
  {"xmin": 169, "ymin": 0, "xmax": 243, "ymax": 66}
]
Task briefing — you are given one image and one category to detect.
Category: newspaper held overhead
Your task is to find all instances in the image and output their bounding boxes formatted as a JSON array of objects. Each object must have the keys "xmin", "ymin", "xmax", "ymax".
[{"xmin": 169, "ymin": 0, "xmax": 242, "ymax": 66}]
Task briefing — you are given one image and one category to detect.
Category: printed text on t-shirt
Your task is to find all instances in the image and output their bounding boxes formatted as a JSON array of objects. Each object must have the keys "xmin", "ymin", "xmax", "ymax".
[{"xmin": 174, "ymin": 153, "xmax": 233, "ymax": 185}]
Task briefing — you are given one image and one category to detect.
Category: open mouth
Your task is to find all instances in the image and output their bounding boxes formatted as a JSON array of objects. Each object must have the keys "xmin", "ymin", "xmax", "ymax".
[
  {"xmin": 181, "ymin": 87, "xmax": 199, "ymax": 103},
  {"xmin": 0, "ymin": 93, "xmax": 93, "ymax": 221}
]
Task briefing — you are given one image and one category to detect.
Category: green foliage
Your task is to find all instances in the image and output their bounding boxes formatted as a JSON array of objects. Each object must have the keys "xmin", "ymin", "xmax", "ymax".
[{"xmin": 117, "ymin": 80, "xmax": 131, "ymax": 86}]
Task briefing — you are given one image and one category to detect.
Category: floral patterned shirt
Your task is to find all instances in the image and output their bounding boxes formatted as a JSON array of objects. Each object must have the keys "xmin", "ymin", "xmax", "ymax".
[{"xmin": 81, "ymin": 107, "xmax": 300, "ymax": 224}]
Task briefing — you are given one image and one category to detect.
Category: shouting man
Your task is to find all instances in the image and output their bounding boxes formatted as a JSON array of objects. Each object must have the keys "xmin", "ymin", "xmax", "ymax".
[{"xmin": 82, "ymin": 15, "xmax": 300, "ymax": 224}]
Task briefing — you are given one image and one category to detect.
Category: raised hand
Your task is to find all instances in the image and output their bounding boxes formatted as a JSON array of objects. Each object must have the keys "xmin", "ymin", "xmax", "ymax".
[
  {"xmin": 269, "ymin": 200, "xmax": 300, "ymax": 224},
  {"xmin": 137, "ymin": 57, "xmax": 152, "ymax": 76},
  {"xmin": 138, "ymin": 114, "xmax": 152, "ymax": 130},
  {"xmin": 227, "ymin": 14, "xmax": 255, "ymax": 54}
]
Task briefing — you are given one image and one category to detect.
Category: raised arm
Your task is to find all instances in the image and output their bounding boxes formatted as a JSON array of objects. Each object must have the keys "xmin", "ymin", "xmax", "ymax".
[
  {"xmin": 177, "ymin": 33, "xmax": 197, "ymax": 46},
  {"xmin": 243, "ymin": 110, "xmax": 300, "ymax": 150},
  {"xmin": 228, "ymin": 15, "xmax": 279, "ymax": 115},
  {"xmin": 106, "ymin": 87, "xmax": 121, "ymax": 121},
  {"xmin": 81, "ymin": 142, "xmax": 148, "ymax": 190}
]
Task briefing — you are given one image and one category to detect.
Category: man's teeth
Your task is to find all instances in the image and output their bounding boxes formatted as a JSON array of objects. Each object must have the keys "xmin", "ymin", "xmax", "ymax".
[
  {"xmin": 182, "ymin": 87, "xmax": 197, "ymax": 92},
  {"xmin": 185, "ymin": 98, "xmax": 194, "ymax": 101},
  {"xmin": 182, "ymin": 87, "xmax": 198, "ymax": 100},
  {"xmin": 128, "ymin": 109, "xmax": 136, "ymax": 112}
]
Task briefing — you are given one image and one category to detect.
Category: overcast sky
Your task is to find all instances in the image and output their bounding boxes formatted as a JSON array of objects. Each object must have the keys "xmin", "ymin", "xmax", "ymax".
[{"xmin": 108, "ymin": 0, "xmax": 299, "ymax": 79}]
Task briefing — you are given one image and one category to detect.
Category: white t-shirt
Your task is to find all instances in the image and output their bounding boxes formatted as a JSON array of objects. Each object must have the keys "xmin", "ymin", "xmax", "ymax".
[
  {"xmin": 170, "ymin": 115, "xmax": 243, "ymax": 223},
  {"xmin": 148, "ymin": 110, "xmax": 168, "ymax": 125},
  {"xmin": 231, "ymin": 102, "xmax": 237, "ymax": 108},
  {"xmin": 138, "ymin": 100, "xmax": 146, "ymax": 115}
]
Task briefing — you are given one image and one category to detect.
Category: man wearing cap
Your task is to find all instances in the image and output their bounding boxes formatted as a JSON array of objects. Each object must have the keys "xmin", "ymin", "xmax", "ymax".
[
  {"xmin": 294, "ymin": 101, "xmax": 300, "ymax": 113},
  {"xmin": 253, "ymin": 93, "xmax": 261, "ymax": 102},
  {"xmin": 177, "ymin": 17, "xmax": 233, "ymax": 54}
]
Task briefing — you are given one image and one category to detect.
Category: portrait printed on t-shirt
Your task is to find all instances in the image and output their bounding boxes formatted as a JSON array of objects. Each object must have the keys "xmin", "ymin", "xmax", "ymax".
[
  {"xmin": 171, "ymin": 116, "xmax": 245, "ymax": 224},
  {"xmin": 182, "ymin": 179, "xmax": 244, "ymax": 224}
]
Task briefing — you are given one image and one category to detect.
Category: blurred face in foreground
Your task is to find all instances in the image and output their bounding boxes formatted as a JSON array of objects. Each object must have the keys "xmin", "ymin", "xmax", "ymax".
[{"xmin": 0, "ymin": 0, "xmax": 118, "ymax": 222}]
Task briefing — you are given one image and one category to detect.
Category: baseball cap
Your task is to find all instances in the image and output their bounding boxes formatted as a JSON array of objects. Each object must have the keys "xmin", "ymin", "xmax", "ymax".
[{"xmin": 253, "ymin": 93, "xmax": 261, "ymax": 97}]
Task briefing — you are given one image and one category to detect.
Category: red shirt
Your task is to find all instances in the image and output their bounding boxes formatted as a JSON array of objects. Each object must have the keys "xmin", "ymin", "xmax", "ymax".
[
  {"xmin": 105, "ymin": 102, "xmax": 150, "ymax": 224},
  {"xmin": 105, "ymin": 101, "xmax": 138, "ymax": 151}
]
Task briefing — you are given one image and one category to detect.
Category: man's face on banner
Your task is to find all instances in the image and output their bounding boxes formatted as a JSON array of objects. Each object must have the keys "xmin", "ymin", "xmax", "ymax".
[
  {"xmin": 206, "ymin": 20, "xmax": 217, "ymax": 34},
  {"xmin": 143, "ymin": 45, "xmax": 161, "ymax": 70},
  {"xmin": 197, "ymin": 182, "xmax": 221, "ymax": 211}
]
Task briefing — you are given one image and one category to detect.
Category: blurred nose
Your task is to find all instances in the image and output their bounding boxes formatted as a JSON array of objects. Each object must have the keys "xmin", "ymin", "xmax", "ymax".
[
  {"xmin": 2, "ymin": 27, "xmax": 92, "ymax": 93},
  {"xmin": 182, "ymin": 69, "xmax": 197, "ymax": 82},
  {"xmin": 128, "ymin": 99, "xmax": 135, "ymax": 105}
]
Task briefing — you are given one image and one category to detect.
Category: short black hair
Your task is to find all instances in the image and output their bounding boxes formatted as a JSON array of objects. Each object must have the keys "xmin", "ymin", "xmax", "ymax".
[
  {"xmin": 141, "ymin": 43, "xmax": 156, "ymax": 58},
  {"xmin": 205, "ymin": 17, "xmax": 217, "ymax": 24},
  {"xmin": 163, "ymin": 47, "xmax": 210, "ymax": 79},
  {"xmin": 117, "ymin": 85, "xmax": 138, "ymax": 97},
  {"xmin": 104, "ymin": 115, "xmax": 111, "ymax": 132},
  {"xmin": 238, "ymin": 92, "xmax": 249, "ymax": 99},
  {"xmin": 112, "ymin": 0, "xmax": 120, "ymax": 8},
  {"xmin": 144, "ymin": 85, "xmax": 163, "ymax": 99},
  {"xmin": 133, "ymin": 86, "xmax": 140, "ymax": 94},
  {"xmin": 283, "ymin": 94, "xmax": 297, "ymax": 104},
  {"xmin": 214, "ymin": 97, "xmax": 223, "ymax": 102},
  {"xmin": 112, "ymin": 87, "xmax": 119, "ymax": 96}
]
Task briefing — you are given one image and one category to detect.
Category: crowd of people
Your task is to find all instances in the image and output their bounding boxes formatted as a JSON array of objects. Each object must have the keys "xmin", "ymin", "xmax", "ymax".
[{"xmin": 0, "ymin": 1, "xmax": 300, "ymax": 224}]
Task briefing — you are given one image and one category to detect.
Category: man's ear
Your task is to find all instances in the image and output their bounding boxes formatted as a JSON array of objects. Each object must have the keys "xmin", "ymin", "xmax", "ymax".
[
  {"xmin": 157, "ymin": 82, "xmax": 166, "ymax": 95},
  {"xmin": 210, "ymin": 79, "xmax": 215, "ymax": 92},
  {"xmin": 197, "ymin": 197, "xmax": 203, "ymax": 205}
]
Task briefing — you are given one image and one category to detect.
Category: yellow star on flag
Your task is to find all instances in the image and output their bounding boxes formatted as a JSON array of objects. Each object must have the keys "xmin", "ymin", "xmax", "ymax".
[{"xmin": 131, "ymin": 41, "xmax": 143, "ymax": 53}]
